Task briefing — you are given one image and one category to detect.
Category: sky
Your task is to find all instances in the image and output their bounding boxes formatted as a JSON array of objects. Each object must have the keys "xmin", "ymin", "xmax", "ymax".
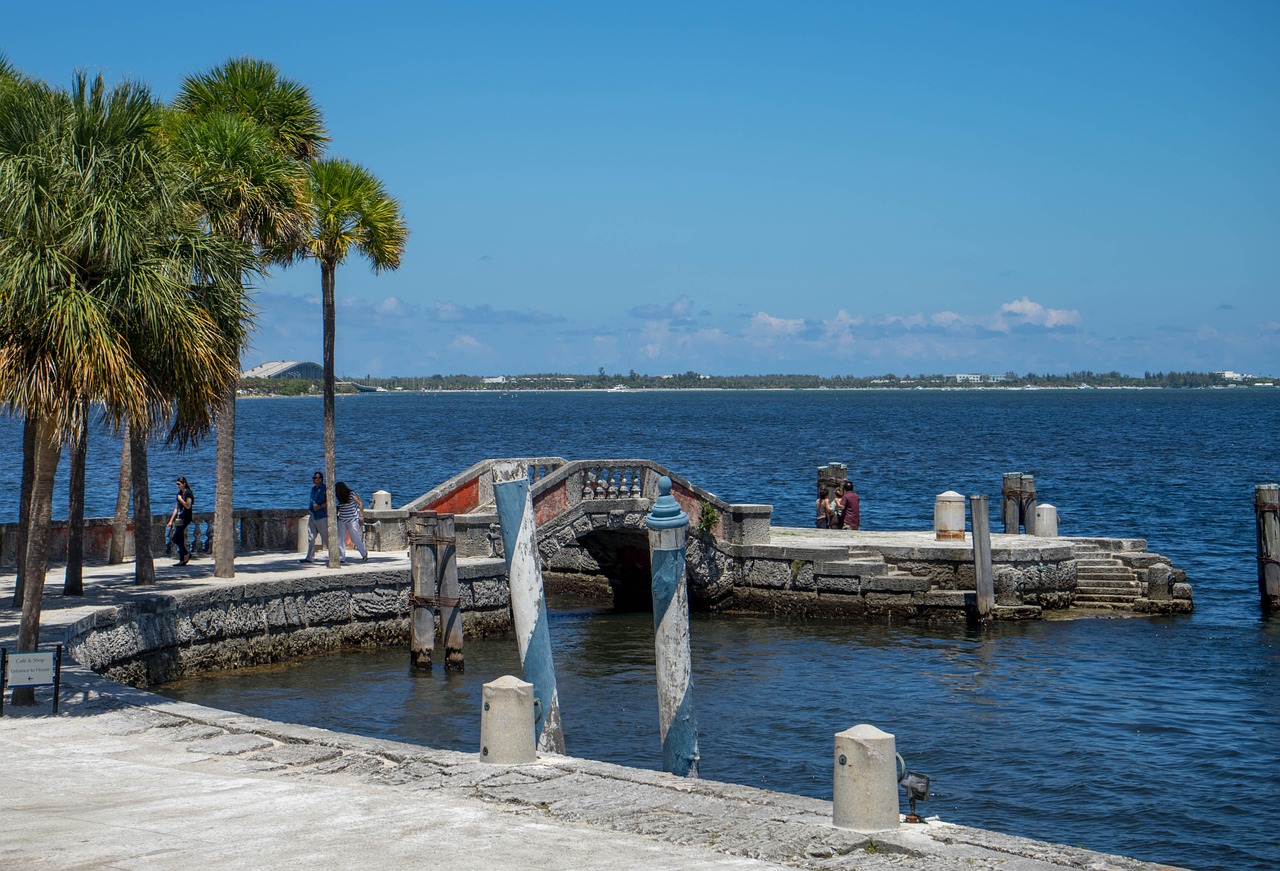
[{"xmin": 5, "ymin": 1, "xmax": 1278, "ymax": 378}]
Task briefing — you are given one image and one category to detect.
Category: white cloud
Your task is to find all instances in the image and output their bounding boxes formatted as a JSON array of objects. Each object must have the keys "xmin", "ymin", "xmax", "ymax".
[
  {"xmin": 375, "ymin": 296, "xmax": 408, "ymax": 318},
  {"xmin": 748, "ymin": 311, "xmax": 804, "ymax": 338},
  {"xmin": 998, "ymin": 296, "xmax": 1081, "ymax": 329},
  {"xmin": 449, "ymin": 334, "xmax": 490, "ymax": 353}
]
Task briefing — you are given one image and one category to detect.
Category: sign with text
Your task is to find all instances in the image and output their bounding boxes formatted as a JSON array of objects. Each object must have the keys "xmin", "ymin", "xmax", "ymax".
[{"xmin": 5, "ymin": 652, "xmax": 56, "ymax": 688}]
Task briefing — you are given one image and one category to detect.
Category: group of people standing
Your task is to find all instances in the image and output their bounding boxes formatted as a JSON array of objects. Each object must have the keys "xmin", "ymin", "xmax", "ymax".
[
  {"xmin": 816, "ymin": 480, "xmax": 860, "ymax": 531},
  {"xmin": 302, "ymin": 471, "xmax": 368, "ymax": 563},
  {"xmin": 163, "ymin": 471, "xmax": 369, "ymax": 567}
]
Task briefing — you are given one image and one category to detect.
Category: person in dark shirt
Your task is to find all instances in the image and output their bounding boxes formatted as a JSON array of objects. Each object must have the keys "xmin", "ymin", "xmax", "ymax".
[
  {"xmin": 166, "ymin": 477, "xmax": 195, "ymax": 565},
  {"xmin": 301, "ymin": 471, "xmax": 328, "ymax": 562},
  {"xmin": 839, "ymin": 480, "xmax": 860, "ymax": 531}
]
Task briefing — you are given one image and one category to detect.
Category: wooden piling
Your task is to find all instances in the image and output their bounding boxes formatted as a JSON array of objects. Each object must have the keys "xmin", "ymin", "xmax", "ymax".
[
  {"xmin": 438, "ymin": 514, "xmax": 464, "ymax": 671},
  {"xmin": 1256, "ymin": 484, "xmax": 1280, "ymax": 614},
  {"xmin": 970, "ymin": 495, "xmax": 994, "ymax": 622},
  {"xmin": 409, "ymin": 510, "xmax": 438, "ymax": 671},
  {"xmin": 1021, "ymin": 474, "xmax": 1038, "ymax": 536},
  {"xmin": 1001, "ymin": 473, "xmax": 1021, "ymax": 534}
]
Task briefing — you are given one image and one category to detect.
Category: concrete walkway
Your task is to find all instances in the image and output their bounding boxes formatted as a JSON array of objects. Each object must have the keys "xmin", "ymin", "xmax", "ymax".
[{"xmin": 1, "ymin": 556, "xmax": 1183, "ymax": 870}]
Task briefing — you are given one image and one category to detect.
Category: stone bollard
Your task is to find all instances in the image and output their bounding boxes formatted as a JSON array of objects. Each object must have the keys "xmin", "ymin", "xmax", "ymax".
[
  {"xmin": 493, "ymin": 460, "xmax": 565, "ymax": 754},
  {"xmin": 833, "ymin": 725, "xmax": 900, "ymax": 833},
  {"xmin": 1035, "ymin": 504, "xmax": 1058, "ymax": 537},
  {"xmin": 371, "ymin": 490, "xmax": 391, "ymax": 511},
  {"xmin": 480, "ymin": 675, "xmax": 537, "ymax": 764},
  {"xmin": 1256, "ymin": 484, "xmax": 1280, "ymax": 614},
  {"xmin": 933, "ymin": 491, "xmax": 966, "ymax": 541},
  {"xmin": 970, "ymin": 495, "xmax": 994, "ymax": 622},
  {"xmin": 296, "ymin": 514, "xmax": 310, "ymax": 553},
  {"xmin": 1147, "ymin": 563, "xmax": 1172, "ymax": 601},
  {"xmin": 646, "ymin": 476, "xmax": 700, "ymax": 777}
]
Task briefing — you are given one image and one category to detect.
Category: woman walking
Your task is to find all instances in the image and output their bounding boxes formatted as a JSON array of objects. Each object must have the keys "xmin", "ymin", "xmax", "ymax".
[
  {"xmin": 815, "ymin": 486, "xmax": 831, "ymax": 529},
  {"xmin": 335, "ymin": 481, "xmax": 367, "ymax": 562},
  {"xmin": 166, "ymin": 477, "xmax": 195, "ymax": 566}
]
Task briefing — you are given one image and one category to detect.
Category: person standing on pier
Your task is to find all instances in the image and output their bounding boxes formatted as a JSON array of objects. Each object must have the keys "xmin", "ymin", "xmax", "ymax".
[
  {"xmin": 335, "ymin": 481, "xmax": 368, "ymax": 562},
  {"xmin": 301, "ymin": 471, "xmax": 328, "ymax": 562},
  {"xmin": 816, "ymin": 486, "xmax": 832, "ymax": 528},
  {"xmin": 166, "ymin": 477, "xmax": 195, "ymax": 566},
  {"xmin": 839, "ymin": 480, "xmax": 860, "ymax": 531}
]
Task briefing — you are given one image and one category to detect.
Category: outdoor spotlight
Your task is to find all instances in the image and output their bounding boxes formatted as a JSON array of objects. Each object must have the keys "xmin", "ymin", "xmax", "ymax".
[{"xmin": 896, "ymin": 754, "xmax": 931, "ymax": 823}]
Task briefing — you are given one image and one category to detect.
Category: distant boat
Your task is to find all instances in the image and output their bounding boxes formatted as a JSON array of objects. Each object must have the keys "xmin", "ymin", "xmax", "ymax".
[{"xmin": 608, "ymin": 384, "xmax": 630, "ymax": 392}]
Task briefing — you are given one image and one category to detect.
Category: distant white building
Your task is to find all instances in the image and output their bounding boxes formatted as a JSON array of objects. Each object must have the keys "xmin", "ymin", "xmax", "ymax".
[
  {"xmin": 482, "ymin": 376, "xmax": 507, "ymax": 384},
  {"xmin": 1213, "ymin": 370, "xmax": 1249, "ymax": 381},
  {"xmin": 241, "ymin": 360, "xmax": 323, "ymax": 380},
  {"xmin": 951, "ymin": 374, "xmax": 984, "ymax": 383}
]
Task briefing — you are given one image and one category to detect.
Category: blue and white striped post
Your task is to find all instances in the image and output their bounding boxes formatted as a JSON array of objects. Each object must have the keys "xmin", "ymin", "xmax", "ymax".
[
  {"xmin": 645, "ymin": 476, "xmax": 700, "ymax": 777},
  {"xmin": 492, "ymin": 460, "xmax": 565, "ymax": 754}
]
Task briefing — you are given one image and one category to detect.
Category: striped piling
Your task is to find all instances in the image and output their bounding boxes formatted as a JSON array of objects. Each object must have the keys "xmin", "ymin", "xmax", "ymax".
[
  {"xmin": 645, "ymin": 476, "xmax": 699, "ymax": 777},
  {"xmin": 492, "ymin": 460, "xmax": 565, "ymax": 754}
]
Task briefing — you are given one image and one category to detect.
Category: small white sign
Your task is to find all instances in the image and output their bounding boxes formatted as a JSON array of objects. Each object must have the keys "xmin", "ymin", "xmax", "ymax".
[{"xmin": 6, "ymin": 652, "xmax": 55, "ymax": 688}]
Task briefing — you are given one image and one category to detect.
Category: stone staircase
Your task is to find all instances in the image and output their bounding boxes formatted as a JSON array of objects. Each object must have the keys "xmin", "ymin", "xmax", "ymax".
[{"xmin": 1072, "ymin": 542, "xmax": 1142, "ymax": 609}]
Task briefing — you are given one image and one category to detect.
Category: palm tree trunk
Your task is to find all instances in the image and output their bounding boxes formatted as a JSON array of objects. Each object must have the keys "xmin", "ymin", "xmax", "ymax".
[
  {"xmin": 109, "ymin": 424, "xmax": 131, "ymax": 564},
  {"xmin": 322, "ymin": 259, "xmax": 340, "ymax": 568},
  {"xmin": 130, "ymin": 425, "xmax": 155, "ymax": 585},
  {"xmin": 13, "ymin": 415, "xmax": 61, "ymax": 705},
  {"xmin": 12, "ymin": 417, "xmax": 34, "ymax": 609},
  {"xmin": 64, "ymin": 399, "xmax": 88, "ymax": 595},
  {"xmin": 213, "ymin": 387, "xmax": 236, "ymax": 577}
]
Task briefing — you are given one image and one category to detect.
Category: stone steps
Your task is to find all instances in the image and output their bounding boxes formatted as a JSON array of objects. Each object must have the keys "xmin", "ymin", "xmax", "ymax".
[{"xmin": 1072, "ymin": 543, "xmax": 1142, "ymax": 609}]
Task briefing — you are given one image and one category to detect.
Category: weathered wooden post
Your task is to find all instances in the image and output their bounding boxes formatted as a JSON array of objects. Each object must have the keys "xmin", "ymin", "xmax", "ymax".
[
  {"xmin": 437, "ymin": 514, "xmax": 464, "ymax": 671},
  {"xmin": 493, "ymin": 460, "xmax": 565, "ymax": 754},
  {"xmin": 1001, "ymin": 473, "xmax": 1021, "ymax": 534},
  {"xmin": 970, "ymin": 495, "xmax": 994, "ymax": 622},
  {"xmin": 1256, "ymin": 484, "xmax": 1280, "ymax": 614},
  {"xmin": 408, "ymin": 510, "xmax": 438, "ymax": 671},
  {"xmin": 645, "ymin": 476, "xmax": 700, "ymax": 777},
  {"xmin": 1020, "ymin": 474, "xmax": 1038, "ymax": 536}
]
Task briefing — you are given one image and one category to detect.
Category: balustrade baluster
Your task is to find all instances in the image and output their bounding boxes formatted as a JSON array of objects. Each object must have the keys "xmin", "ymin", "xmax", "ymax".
[
  {"xmin": 607, "ymin": 467, "xmax": 619, "ymax": 498},
  {"xmin": 630, "ymin": 467, "xmax": 642, "ymax": 497},
  {"xmin": 582, "ymin": 468, "xmax": 595, "ymax": 500}
]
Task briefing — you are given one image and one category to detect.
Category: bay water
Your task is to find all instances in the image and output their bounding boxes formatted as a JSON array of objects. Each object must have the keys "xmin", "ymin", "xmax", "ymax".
[{"xmin": 3, "ymin": 389, "xmax": 1277, "ymax": 870}]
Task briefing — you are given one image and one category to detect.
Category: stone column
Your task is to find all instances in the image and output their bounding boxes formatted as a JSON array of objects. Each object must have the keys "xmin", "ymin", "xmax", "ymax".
[
  {"xmin": 1257, "ymin": 484, "xmax": 1280, "ymax": 614},
  {"xmin": 645, "ymin": 476, "xmax": 699, "ymax": 777},
  {"xmin": 833, "ymin": 724, "xmax": 900, "ymax": 833},
  {"xmin": 493, "ymin": 460, "xmax": 565, "ymax": 754}
]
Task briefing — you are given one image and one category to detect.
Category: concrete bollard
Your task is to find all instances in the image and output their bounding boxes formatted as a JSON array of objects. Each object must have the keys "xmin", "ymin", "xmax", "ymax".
[
  {"xmin": 480, "ymin": 675, "xmax": 537, "ymax": 764},
  {"xmin": 408, "ymin": 510, "xmax": 438, "ymax": 671},
  {"xmin": 933, "ymin": 491, "xmax": 966, "ymax": 541},
  {"xmin": 1256, "ymin": 484, "xmax": 1280, "ymax": 614},
  {"xmin": 645, "ymin": 476, "xmax": 700, "ymax": 777},
  {"xmin": 833, "ymin": 724, "xmax": 900, "ymax": 833},
  {"xmin": 970, "ymin": 495, "xmax": 994, "ymax": 622},
  {"xmin": 1147, "ymin": 563, "xmax": 1172, "ymax": 601},
  {"xmin": 438, "ymin": 514, "xmax": 464, "ymax": 671},
  {"xmin": 296, "ymin": 514, "xmax": 309, "ymax": 553},
  {"xmin": 371, "ymin": 490, "xmax": 391, "ymax": 511},
  {"xmin": 493, "ymin": 460, "xmax": 565, "ymax": 754},
  {"xmin": 1035, "ymin": 504, "xmax": 1058, "ymax": 537}
]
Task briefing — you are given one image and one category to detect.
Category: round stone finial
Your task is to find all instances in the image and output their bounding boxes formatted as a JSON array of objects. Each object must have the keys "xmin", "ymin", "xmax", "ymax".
[{"xmin": 646, "ymin": 475, "xmax": 689, "ymax": 530}]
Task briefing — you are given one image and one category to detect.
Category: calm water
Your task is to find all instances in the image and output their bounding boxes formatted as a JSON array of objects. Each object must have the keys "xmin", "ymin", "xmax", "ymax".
[{"xmin": 4, "ymin": 389, "xmax": 1278, "ymax": 871}]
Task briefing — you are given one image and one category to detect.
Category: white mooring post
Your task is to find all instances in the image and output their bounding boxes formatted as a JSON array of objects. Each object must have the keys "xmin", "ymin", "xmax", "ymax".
[
  {"xmin": 492, "ymin": 460, "xmax": 565, "ymax": 754},
  {"xmin": 1256, "ymin": 484, "xmax": 1280, "ymax": 614},
  {"xmin": 645, "ymin": 476, "xmax": 700, "ymax": 777},
  {"xmin": 480, "ymin": 675, "xmax": 536, "ymax": 764},
  {"xmin": 833, "ymin": 724, "xmax": 900, "ymax": 833}
]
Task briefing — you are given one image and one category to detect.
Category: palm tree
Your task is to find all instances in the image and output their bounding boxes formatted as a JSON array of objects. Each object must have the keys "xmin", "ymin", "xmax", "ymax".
[
  {"xmin": 0, "ymin": 70, "xmax": 256, "ymax": 694},
  {"xmin": 305, "ymin": 158, "xmax": 408, "ymax": 567},
  {"xmin": 173, "ymin": 58, "xmax": 326, "ymax": 578}
]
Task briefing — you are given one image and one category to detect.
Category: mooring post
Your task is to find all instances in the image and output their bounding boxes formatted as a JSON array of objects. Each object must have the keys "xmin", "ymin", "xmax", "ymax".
[
  {"xmin": 970, "ymin": 495, "xmax": 994, "ymax": 622},
  {"xmin": 1256, "ymin": 483, "xmax": 1280, "ymax": 614},
  {"xmin": 645, "ymin": 476, "xmax": 700, "ymax": 777},
  {"xmin": 1021, "ymin": 474, "xmax": 1038, "ymax": 536},
  {"xmin": 833, "ymin": 724, "xmax": 900, "ymax": 833},
  {"xmin": 437, "ymin": 514, "xmax": 464, "ymax": 671},
  {"xmin": 1001, "ymin": 473, "xmax": 1021, "ymax": 534},
  {"xmin": 479, "ymin": 675, "xmax": 536, "ymax": 764},
  {"xmin": 408, "ymin": 510, "xmax": 438, "ymax": 671},
  {"xmin": 492, "ymin": 460, "xmax": 565, "ymax": 754}
]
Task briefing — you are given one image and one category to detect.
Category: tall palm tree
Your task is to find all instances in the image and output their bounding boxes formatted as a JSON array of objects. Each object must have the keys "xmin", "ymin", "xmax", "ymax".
[
  {"xmin": 0, "ymin": 70, "xmax": 256, "ymax": 694},
  {"xmin": 305, "ymin": 158, "xmax": 408, "ymax": 567},
  {"xmin": 173, "ymin": 58, "xmax": 326, "ymax": 578}
]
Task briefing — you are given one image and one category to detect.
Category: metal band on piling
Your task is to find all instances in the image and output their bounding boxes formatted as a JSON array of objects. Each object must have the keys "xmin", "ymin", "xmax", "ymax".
[
  {"xmin": 645, "ymin": 476, "xmax": 700, "ymax": 777},
  {"xmin": 493, "ymin": 460, "xmax": 565, "ymax": 754}
]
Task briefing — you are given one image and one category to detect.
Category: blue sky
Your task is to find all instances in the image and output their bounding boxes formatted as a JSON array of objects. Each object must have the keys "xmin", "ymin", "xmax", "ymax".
[{"xmin": 6, "ymin": 1, "xmax": 1278, "ymax": 377}]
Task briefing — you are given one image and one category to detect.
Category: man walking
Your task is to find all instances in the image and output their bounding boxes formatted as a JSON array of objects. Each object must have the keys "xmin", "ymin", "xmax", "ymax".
[{"xmin": 302, "ymin": 471, "xmax": 328, "ymax": 562}]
